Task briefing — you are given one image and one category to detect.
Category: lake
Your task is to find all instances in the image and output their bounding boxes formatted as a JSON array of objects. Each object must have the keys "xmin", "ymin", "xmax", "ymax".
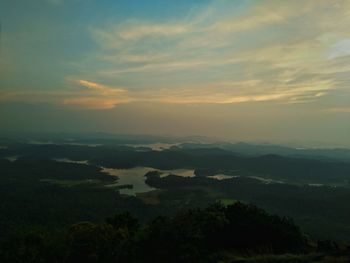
[
  {"xmin": 101, "ymin": 167, "xmax": 156, "ymax": 196},
  {"xmin": 53, "ymin": 158, "xmax": 195, "ymax": 195},
  {"xmin": 207, "ymin": 174, "xmax": 236, "ymax": 180}
]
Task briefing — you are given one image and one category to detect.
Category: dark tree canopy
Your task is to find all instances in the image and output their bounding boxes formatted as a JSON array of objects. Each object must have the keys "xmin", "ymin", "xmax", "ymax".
[{"xmin": 0, "ymin": 203, "xmax": 307, "ymax": 263}]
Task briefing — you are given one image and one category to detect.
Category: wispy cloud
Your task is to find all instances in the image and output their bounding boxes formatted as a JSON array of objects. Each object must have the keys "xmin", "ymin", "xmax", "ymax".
[
  {"xmin": 0, "ymin": 76, "xmax": 331, "ymax": 110},
  {"xmin": 81, "ymin": 83, "xmax": 326, "ymax": 108},
  {"xmin": 0, "ymin": 80, "xmax": 130, "ymax": 110},
  {"xmin": 85, "ymin": 78, "xmax": 325, "ymax": 106},
  {"xmin": 69, "ymin": 0, "xmax": 346, "ymax": 109},
  {"xmin": 2, "ymin": 0, "xmax": 350, "ymax": 110},
  {"xmin": 329, "ymin": 39, "xmax": 350, "ymax": 59},
  {"xmin": 62, "ymin": 79, "xmax": 131, "ymax": 109},
  {"xmin": 324, "ymin": 107, "xmax": 350, "ymax": 113}
]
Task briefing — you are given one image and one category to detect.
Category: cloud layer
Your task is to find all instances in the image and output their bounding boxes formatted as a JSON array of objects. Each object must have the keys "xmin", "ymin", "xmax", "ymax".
[
  {"xmin": 1, "ymin": 0, "xmax": 350, "ymax": 111},
  {"xmin": 72, "ymin": 0, "xmax": 350, "ymax": 109}
]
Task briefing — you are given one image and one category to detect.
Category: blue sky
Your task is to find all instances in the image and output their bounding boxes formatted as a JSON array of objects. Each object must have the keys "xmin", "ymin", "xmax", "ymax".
[{"xmin": 0, "ymin": 0, "xmax": 350, "ymax": 146}]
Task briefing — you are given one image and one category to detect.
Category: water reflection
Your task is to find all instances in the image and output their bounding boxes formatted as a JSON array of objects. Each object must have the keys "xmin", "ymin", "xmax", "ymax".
[
  {"xmin": 101, "ymin": 167, "xmax": 196, "ymax": 195},
  {"xmin": 207, "ymin": 174, "xmax": 236, "ymax": 180},
  {"xmin": 52, "ymin": 158, "xmax": 195, "ymax": 196},
  {"xmin": 5, "ymin": 156, "xmax": 20, "ymax": 162},
  {"xmin": 102, "ymin": 167, "xmax": 156, "ymax": 196},
  {"xmin": 54, "ymin": 158, "xmax": 90, "ymax": 165}
]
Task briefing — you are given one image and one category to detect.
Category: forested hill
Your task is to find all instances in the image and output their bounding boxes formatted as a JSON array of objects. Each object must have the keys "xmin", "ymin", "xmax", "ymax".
[
  {"xmin": 0, "ymin": 202, "xmax": 309, "ymax": 263},
  {"xmin": 2, "ymin": 143, "xmax": 350, "ymax": 184}
]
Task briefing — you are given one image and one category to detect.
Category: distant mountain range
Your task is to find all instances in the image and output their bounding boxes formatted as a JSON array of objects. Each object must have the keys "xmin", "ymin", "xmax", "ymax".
[
  {"xmin": 180, "ymin": 142, "xmax": 350, "ymax": 161},
  {"xmin": 1, "ymin": 132, "xmax": 350, "ymax": 161}
]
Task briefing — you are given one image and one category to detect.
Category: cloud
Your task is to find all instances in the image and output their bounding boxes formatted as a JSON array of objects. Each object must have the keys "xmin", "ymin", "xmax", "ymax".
[
  {"xmin": 2, "ymin": 0, "xmax": 350, "ymax": 111},
  {"xmin": 0, "ymin": 76, "xmax": 331, "ymax": 110},
  {"xmin": 76, "ymin": 79, "xmax": 125, "ymax": 93},
  {"xmin": 0, "ymin": 80, "xmax": 130, "ymax": 110},
  {"xmin": 62, "ymin": 79, "xmax": 131, "ymax": 109},
  {"xmin": 210, "ymin": 4, "xmax": 287, "ymax": 34},
  {"xmin": 74, "ymin": 0, "xmax": 348, "ymax": 110},
  {"xmin": 324, "ymin": 107, "xmax": 350, "ymax": 113},
  {"xmin": 117, "ymin": 23, "xmax": 188, "ymax": 40},
  {"xmin": 67, "ymin": 77, "xmax": 332, "ymax": 108},
  {"xmin": 329, "ymin": 39, "xmax": 350, "ymax": 59},
  {"xmin": 63, "ymin": 97, "xmax": 120, "ymax": 110}
]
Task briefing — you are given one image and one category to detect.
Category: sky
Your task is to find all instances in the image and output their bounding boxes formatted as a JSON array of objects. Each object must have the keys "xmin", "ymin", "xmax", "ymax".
[{"xmin": 0, "ymin": 0, "xmax": 350, "ymax": 146}]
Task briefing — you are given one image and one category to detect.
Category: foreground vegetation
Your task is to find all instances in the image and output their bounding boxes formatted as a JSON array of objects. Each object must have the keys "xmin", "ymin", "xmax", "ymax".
[
  {"xmin": 1, "ymin": 202, "xmax": 349, "ymax": 263},
  {"xmin": 0, "ymin": 202, "xmax": 309, "ymax": 263}
]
